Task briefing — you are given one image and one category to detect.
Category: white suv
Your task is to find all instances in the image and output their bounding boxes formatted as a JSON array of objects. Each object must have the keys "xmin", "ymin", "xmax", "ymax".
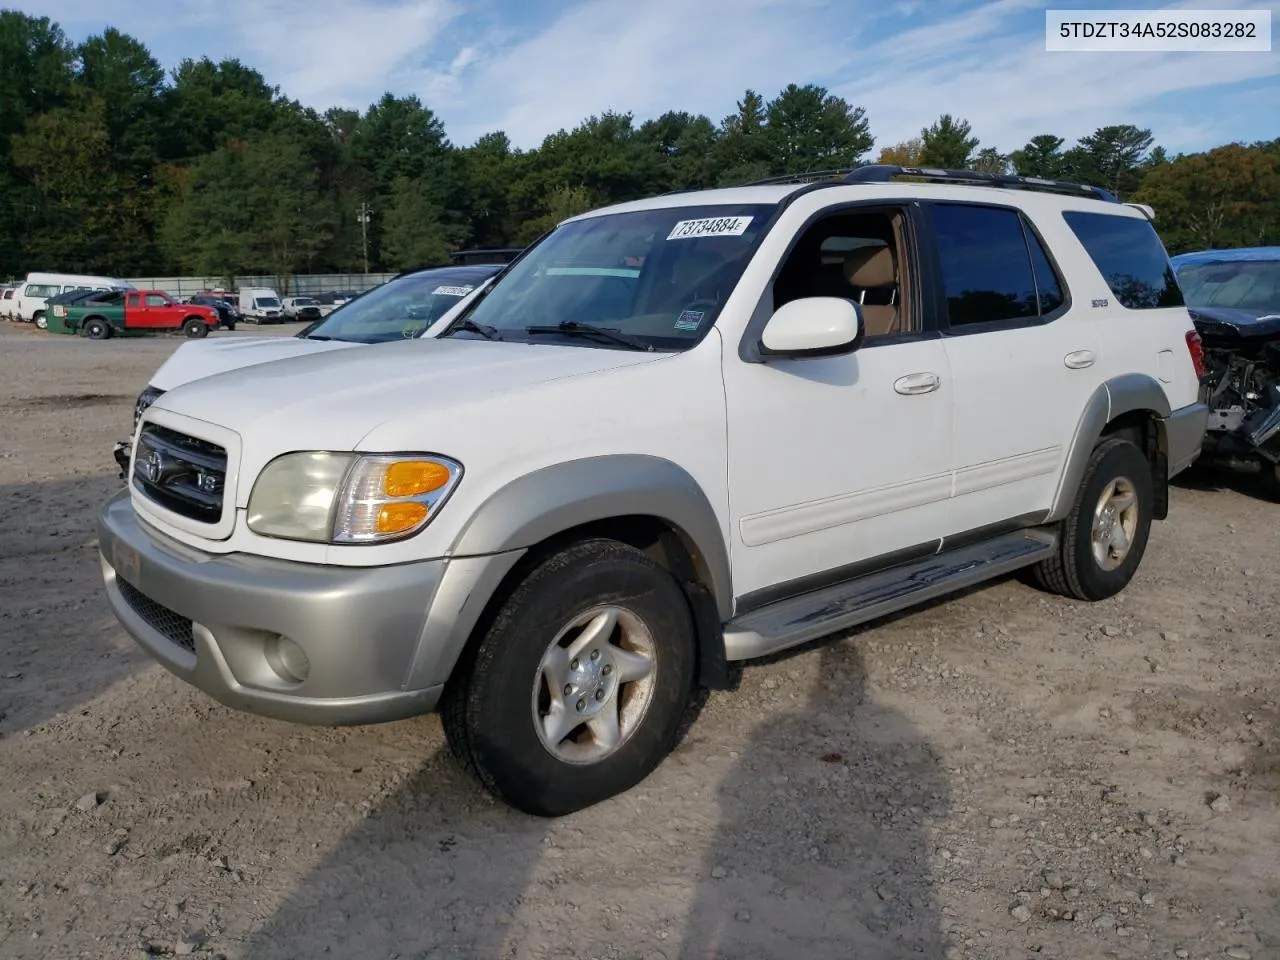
[{"xmin": 97, "ymin": 165, "xmax": 1208, "ymax": 817}]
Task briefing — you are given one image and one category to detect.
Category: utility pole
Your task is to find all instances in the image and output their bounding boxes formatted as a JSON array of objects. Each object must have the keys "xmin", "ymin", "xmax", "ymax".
[{"xmin": 357, "ymin": 201, "xmax": 371, "ymax": 274}]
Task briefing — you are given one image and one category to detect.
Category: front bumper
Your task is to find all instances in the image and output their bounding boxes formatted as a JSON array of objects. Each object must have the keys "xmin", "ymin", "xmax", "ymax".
[
  {"xmin": 96, "ymin": 491, "xmax": 522, "ymax": 725},
  {"xmin": 1164, "ymin": 401, "xmax": 1210, "ymax": 477}
]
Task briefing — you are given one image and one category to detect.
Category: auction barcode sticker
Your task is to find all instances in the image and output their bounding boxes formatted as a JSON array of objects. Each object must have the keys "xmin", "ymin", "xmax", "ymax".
[
  {"xmin": 1046, "ymin": 9, "xmax": 1271, "ymax": 51},
  {"xmin": 667, "ymin": 216, "xmax": 754, "ymax": 240},
  {"xmin": 433, "ymin": 285, "xmax": 474, "ymax": 296}
]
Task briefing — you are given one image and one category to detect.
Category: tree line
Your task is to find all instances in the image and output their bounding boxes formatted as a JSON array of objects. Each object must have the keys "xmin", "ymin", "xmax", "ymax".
[{"xmin": 1, "ymin": 9, "xmax": 1277, "ymax": 284}]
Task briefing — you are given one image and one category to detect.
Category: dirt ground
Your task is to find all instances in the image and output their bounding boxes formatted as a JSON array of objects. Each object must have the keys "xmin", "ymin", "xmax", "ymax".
[{"xmin": 0, "ymin": 319, "xmax": 1276, "ymax": 960}]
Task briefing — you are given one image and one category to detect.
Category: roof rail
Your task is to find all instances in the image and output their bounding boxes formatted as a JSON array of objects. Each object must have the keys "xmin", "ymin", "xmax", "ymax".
[
  {"xmin": 744, "ymin": 163, "xmax": 1118, "ymax": 202},
  {"xmin": 848, "ymin": 164, "xmax": 1119, "ymax": 202},
  {"xmin": 744, "ymin": 168, "xmax": 862, "ymax": 187}
]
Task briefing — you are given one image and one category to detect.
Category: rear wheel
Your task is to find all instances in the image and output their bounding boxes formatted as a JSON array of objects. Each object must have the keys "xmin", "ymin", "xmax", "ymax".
[
  {"xmin": 1032, "ymin": 437, "xmax": 1154, "ymax": 601},
  {"xmin": 83, "ymin": 318, "xmax": 110, "ymax": 341},
  {"xmin": 442, "ymin": 538, "xmax": 697, "ymax": 817},
  {"xmin": 182, "ymin": 317, "xmax": 209, "ymax": 338}
]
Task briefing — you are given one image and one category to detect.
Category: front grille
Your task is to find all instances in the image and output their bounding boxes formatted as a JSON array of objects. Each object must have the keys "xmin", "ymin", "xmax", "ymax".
[
  {"xmin": 117, "ymin": 578, "xmax": 194, "ymax": 652},
  {"xmin": 133, "ymin": 424, "xmax": 227, "ymax": 524}
]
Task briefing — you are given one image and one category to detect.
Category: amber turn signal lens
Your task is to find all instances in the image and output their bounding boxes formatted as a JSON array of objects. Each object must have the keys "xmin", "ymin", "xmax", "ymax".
[
  {"xmin": 382, "ymin": 460, "xmax": 452, "ymax": 498},
  {"xmin": 376, "ymin": 501, "xmax": 429, "ymax": 534}
]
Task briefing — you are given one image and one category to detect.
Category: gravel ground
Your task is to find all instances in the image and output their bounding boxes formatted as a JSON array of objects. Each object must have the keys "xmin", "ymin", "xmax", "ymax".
[{"xmin": 0, "ymin": 319, "xmax": 1277, "ymax": 960}]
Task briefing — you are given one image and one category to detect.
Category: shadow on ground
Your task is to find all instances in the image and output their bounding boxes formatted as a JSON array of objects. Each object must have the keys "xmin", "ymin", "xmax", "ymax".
[
  {"xmin": 0, "ymin": 474, "xmax": 143, "ymax": 734},
  {"xmin": 245, "ymin": 629, "xmax": 950, "ymax": 959}
]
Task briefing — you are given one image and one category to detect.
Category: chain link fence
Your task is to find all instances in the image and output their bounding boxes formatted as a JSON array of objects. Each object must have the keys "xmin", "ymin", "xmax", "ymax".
[{"xmin": 122, "ymin": 274, "xmax": 400, "ymax": 299}]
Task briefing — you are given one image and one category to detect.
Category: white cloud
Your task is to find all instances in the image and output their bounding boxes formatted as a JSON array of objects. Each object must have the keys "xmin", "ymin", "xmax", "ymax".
[{"xmin": 20, "ymin": 0, "xmax": 1280, "ymax": 155}]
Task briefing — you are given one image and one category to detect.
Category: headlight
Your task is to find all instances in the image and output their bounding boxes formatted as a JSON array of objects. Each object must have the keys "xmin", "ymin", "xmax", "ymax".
[
  {"xmin": 134, "ymin": 386, "xmax": 164, "ymax": 428},
  {"xmin": 246, "ymin": 452, "xmax": 462, "ymax": 544}
]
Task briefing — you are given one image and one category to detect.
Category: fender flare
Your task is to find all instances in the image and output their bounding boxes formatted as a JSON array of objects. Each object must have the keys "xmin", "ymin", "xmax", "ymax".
[
  {"xmin": 449, "ymin": 454, "xmax": 734, "ymax": 619},
  {"xmin": 1047, "ymin": 373, "xmax": 1172, "ymax": 521}
]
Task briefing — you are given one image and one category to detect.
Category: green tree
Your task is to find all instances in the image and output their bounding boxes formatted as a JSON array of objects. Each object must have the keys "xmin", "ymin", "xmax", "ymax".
[
  {"xmin": 971, "ymin": 147, "xmax": 1010, "ymax": 175},
  {"xmin": 514, "ymin": 184, "xmax": 598, "ymax": 245},
  {"xmin": 1076, "ymin": 124, "xmax": 1154, "ymax": 197},
  {"xmin": 763, "ymin": 83, "xmax": 874, "ymax": 174},
  {"xmin": 638, "ymin": 110, "xmax": 719, "ymax": 191},
  {"xmin": 1010, "ymin": 134, "xmax": 1066, "ymax": 178},
  {"xmin": 714, "ymin": 89, "xmax": 771, "ymax": 185},
  {"xmin": 162, "ymin": 57, "xmax": 282, "ymax": 160},
  {"xmin": 11, "ymin": 98, "xmax": 145, "ymax": 273},
  {"xmin": 381, "ymin": 173, "xmax": 465, "ymax": 269},
  {"xmin": 920, "ymin": 114, "xmax": 978, "ymax": 168},
  {"xmin": 1131, "ymin": 142, "xmax": 1280, "ymax": 252}
]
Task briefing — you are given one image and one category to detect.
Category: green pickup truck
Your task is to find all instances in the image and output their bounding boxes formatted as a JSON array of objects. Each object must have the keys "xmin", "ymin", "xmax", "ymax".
[{"xmin": 55, "ymin": 289, "xmax": 221, "ymax": 339}]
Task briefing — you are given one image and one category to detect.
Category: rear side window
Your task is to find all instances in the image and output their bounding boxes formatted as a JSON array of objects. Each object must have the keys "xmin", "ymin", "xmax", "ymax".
[
  {"xmin": 929, "ymin": 203, "xmax": 1065, "ymax": 327},
  {"xmin": 1062, "ymin": 211, "xmax": 1184, "ymax": 309}
]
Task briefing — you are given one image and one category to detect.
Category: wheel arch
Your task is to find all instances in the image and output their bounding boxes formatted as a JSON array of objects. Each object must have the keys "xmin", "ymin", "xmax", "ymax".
[
  {"xmin": 1048, "ymin": 374, "xmax": 1173, "ymax": 523},
  {"xmin": 421, "ymin": 456, "xmax": 735, "ymax": 694}
]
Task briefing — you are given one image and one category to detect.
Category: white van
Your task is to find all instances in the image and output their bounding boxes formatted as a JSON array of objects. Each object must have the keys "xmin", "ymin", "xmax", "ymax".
[
  {"xmin": 238, "ymin": 287, "xmax": 285, "ymax": 324},
  {"xmin": 15, "ymin": 272, "xmax": 135, "ymax": 327}
]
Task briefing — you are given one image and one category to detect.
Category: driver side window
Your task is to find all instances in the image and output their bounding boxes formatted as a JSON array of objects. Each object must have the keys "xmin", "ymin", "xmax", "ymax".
[{"xmin": 772, "ymin": 207, "xmax": 916, "ymax": 340}]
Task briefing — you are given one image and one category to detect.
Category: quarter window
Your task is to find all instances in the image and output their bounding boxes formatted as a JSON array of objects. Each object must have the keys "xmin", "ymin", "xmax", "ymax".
[{"xmin": 1063, "ymin": 210, "xmax": 1184, "ymax": 309}]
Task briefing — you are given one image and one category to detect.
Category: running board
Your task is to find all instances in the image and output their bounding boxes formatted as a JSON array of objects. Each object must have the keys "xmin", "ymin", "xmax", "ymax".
[{"xmin": 723, "ymin": 530, "xmax": 1056, "ymax": 661}]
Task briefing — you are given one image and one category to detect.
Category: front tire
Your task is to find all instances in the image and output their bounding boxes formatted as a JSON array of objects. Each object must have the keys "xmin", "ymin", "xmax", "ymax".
[
  {"xmin": 182, "ymin": 318, "xmax": 209, "ymax": 338},
  {"xmin": 33, "ymin": 311, "xmax": 46, "ymax": 329},
  {"xmin": 1033, "ymin": 437, "xmax": 1154, "ymax": 601},
  {"xmin": 442, "ymin": 538, "xmax": 697, "ymax": 817}
]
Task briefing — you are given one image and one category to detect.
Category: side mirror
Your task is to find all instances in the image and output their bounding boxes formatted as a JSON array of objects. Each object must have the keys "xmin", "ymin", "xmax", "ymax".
[{"xmin": 759, "ymin": 297, "xmax": 863, "ymax": 359}]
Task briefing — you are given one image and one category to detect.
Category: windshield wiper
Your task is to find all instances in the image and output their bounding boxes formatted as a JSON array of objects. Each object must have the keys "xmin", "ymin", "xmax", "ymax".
[
  {"xmin": 445, "ymin": 317, "xmax": 503, "ymax": 341},
  {"xmin": 305, "ymin": 334, "xmax": 335, "ymax": 341},
  {"xmin": 525, "ymin": 321, "xmax": 653, "ymax": 352}
]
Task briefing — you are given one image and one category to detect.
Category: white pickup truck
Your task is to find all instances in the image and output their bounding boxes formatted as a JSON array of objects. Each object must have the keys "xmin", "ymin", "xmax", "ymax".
[{"xmin": 98, "ymin": 166, "xmax": 1208, "ymax": 817}]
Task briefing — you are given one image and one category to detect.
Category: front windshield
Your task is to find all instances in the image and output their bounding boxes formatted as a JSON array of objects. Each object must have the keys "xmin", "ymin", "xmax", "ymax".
[
  {"xmin": 1176, "ymin": 260, "xmax": 1280, "ymax": 314},
  {"xmin": 294, "ymin": 298, "xmax": 318, "ymax": 306},
  {"xmin": 301, "ymin": 271, "xmax": 492, "ymax": 343},
  {"xmin": 444, "ymin": 203, "xmax": 775, "ymax": 350},
  {"xmin": 256, "ymin": 297, "xmax": 282, "ymax": 308}
]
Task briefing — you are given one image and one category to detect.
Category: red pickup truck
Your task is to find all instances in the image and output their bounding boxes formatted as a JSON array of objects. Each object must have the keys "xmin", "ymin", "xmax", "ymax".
[{"xmin": 60, "ymin": 290, "xmax": 221, "ymax": 340}]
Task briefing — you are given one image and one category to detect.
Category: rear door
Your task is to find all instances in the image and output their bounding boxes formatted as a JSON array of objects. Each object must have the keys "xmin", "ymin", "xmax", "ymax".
[{"xmin": 923, "ymin": 200, "xmax": 1098, "ymax": 535}]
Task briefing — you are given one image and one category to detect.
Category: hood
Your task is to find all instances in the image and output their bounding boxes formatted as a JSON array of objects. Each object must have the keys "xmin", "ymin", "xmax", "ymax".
[
  {"xmin": 149, "ymin": 336, "xmax": 362, "ymax": 391},
  {"xmin": 152, "ymin": 336, "xmax": 665, "ymax": 452},
  {"xmin": 1189, "ymin": 306, "xmax": 1280, "ymax": 343}
]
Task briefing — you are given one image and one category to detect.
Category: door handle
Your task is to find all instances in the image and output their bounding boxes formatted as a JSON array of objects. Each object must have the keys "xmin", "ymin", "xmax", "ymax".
[
  {"xmin": 1064, "ymin": 350, "xmax": 1096, "ymax": 369},
  {"xmin": 894, "ymin": 372, "xmax": 941, "ymax": 395}
]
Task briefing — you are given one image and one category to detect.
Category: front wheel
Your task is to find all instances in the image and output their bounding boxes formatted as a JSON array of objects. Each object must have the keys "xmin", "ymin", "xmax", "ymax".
[
  {"xmin": 442, "ymin": 538, "xmax": 697, "ymax": 817},
  {"xmin": 182, "ymin": 318, "xmax": 209, "ymax": 338},
  {"xmin": 1032, "ymin": 436, "xmax": 1154, "ymax": 601},
  {"xmin": 33, "ymin": 312, "xmax": 46, "ymax": 329}
]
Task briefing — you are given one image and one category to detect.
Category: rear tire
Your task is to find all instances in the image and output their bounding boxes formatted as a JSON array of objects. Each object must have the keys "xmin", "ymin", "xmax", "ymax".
[
  {"xmin": 182, "ymin": 317, "xmax": 209, "ymax": 338},
  {"xmin": 83, "ymin": 319, "xmax": 110, "ymax": 341},
  {"xmin": 441, "ymin": 538, "xmax": 697, "ymax": 817},
  {"xmin": 1032, "ymin": 437, "xmax": 1154, "ymax": 601}
]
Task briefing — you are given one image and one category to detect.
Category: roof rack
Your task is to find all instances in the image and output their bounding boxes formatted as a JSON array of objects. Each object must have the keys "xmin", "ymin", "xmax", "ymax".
[{"xmin": 745, "ymin": 164, "xmax": 1119, "ymax": 203}]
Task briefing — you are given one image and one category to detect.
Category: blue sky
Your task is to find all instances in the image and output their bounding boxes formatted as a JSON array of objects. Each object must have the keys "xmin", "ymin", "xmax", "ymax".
[{"xmin": 20, "ymin": 0, "xmax": 1280, "ymax": 156}]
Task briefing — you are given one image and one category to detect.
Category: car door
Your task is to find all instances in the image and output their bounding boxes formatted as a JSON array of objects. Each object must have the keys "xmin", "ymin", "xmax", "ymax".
[
  {"xmin": 140, "ymin": 292, "xmax": 179, "ymax": 329},
  {"xmin": 923, "ymin": 200, "xmax": 1101, "ymax": 534},
  {"xmin": 723, "ymin": 202, "xmax": 954, "ymax": 604}
]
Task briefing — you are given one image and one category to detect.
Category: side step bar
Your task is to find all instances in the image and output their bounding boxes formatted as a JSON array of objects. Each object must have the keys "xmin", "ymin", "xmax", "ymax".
[{"xmin": 723, "ymin": 530, "xmax": 1057, "ymax": 661}]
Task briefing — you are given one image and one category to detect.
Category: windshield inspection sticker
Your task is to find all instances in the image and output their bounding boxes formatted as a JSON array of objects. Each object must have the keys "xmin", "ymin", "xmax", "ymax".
[
  {"xmin": 674, "ymin": 310, "xmax": 703, "ymax": 331},
  {"xmin": 432, "ymin": 285, "xmax": 474, "ymax": 297},
  {"xmin": 666, "ymin": 216, "xmax": 753, "ymax": 240}
]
